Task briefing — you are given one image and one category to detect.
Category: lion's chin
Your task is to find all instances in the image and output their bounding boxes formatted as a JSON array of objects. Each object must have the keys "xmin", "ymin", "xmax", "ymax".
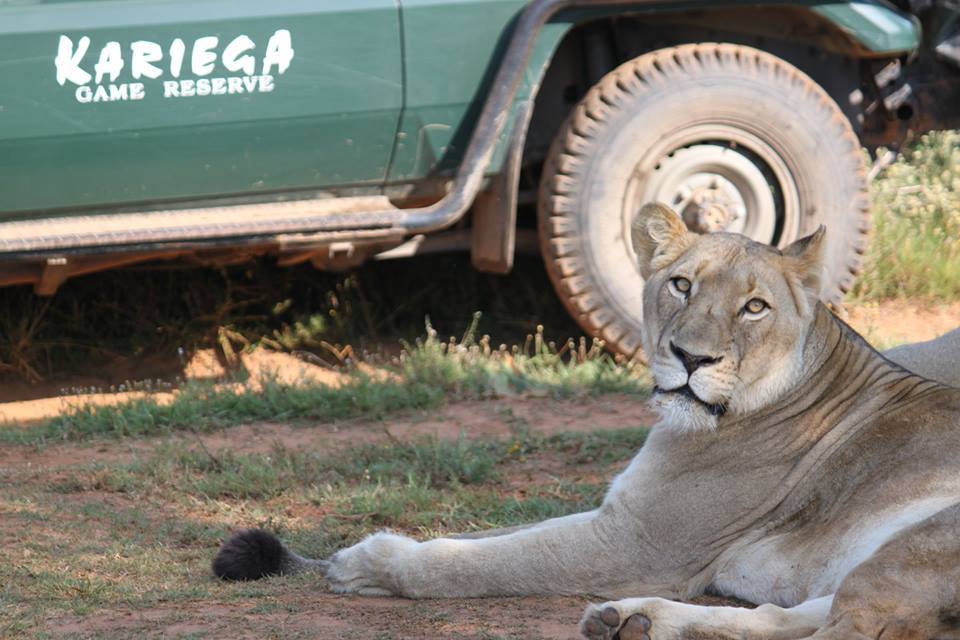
[{"xmin": 652, "ymin": 392, "xmax": 720, "ymax": 432}]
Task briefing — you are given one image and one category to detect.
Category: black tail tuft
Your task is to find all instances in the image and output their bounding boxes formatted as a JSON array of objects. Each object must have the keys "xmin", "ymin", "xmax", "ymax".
[{"xmin": 212, "ymin": 528, "xmax": 286, "ymax": 581}]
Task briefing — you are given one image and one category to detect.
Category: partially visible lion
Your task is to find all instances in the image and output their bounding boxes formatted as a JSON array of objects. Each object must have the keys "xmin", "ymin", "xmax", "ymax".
[
  {"xmin": 213, "ymin": 203, "xmax": 960, "ymax": 640},
  {"xmin": 885, "ymin": 329, "xmax": 960, "ymax": 388}
]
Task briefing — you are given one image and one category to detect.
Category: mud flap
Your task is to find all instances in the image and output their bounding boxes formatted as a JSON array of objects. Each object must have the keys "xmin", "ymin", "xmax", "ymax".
[{"xmin": 470, "ymin": 100, "xmax": 533, "ymax": 274}]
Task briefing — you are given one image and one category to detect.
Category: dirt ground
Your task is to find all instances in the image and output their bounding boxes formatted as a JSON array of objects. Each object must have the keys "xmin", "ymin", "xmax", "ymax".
[
  {"xmin": 1, "ymin": 300, "xmax": 956, "ymax": 639},
  {"xmin": 4, "ymin": 395, "xmax": 658, "ymax": 640},
  {"xmin": 39, "ymin": 592, "xmax": 745, "ymax": 640},
  {"xmin": 42, "ymin": 593, "xmax": 596, "ymax": 639},
  {"xmin": 843, "ymin": 299, "xmax": 960, "ymax": 347},
  {"xmin": 2, "ymin": 394, "xmax": 734, "ymax": 640},
  {"xmin": 0, "ymin": 395, "xmax": 658, "ymax": 474}
]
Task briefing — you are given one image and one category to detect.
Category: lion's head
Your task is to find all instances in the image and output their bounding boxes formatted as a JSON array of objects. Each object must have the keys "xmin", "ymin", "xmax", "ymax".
[{"xmin": 632, "ymin": 203, "xmax": 826, "ymax": 431}]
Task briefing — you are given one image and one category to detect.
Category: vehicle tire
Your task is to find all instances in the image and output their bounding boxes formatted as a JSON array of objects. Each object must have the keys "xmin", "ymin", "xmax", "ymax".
[{"xmin": 538, "ymin": 43, "xmax": 870, "ymax": 361}]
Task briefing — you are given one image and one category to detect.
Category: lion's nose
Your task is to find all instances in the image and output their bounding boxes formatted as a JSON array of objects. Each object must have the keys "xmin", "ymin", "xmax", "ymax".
[{"xmin": 670, "ymin": 342, "xmax": 723, "ymax": 375}]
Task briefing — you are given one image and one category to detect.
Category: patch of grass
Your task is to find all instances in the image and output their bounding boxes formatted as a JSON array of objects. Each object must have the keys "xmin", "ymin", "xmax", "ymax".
[
  {"xmin": 2, "ymin": 424, "xmax": 643, "ymax": 635},
  {"xmin": 5, "ymin": 321, "xmax": 648, "ymax": 446},
  {"xmin": 86, "ymin": 435, "xmax": 500, "ymax": 500},
  {"xmin": 343, "ymin": 434, "xmax": 501, "ymax": 488},
  {"xmin": 57, "ymin": 425, "xmax": 647, "ymax": 505},
  {"xmin": 402, "ymin": 316, "xmax": 645, "ymax": 398},
  {"xmin": 852, "ymin": 130, "xmax": 960, "ymax": 302},
  {"xmin": 9, "ymin": 373, "xmax": 443, "ymax": 445},
  {"xmin": 539, "ymin": 428, "xmax": 650, "ymax": 465},
  {"xmin": 331, "ymin": 480, "xmax": 606, "ymax": 537}
]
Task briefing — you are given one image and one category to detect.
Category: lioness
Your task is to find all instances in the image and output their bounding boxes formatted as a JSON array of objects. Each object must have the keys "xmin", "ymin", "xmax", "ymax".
[
  {"xmin": 886, "ymin": 329, "xmax": 960, "ymax": 389},
  {"xmin": 213, "ymin": 203, "xmax": 960, "ymax": 639}
]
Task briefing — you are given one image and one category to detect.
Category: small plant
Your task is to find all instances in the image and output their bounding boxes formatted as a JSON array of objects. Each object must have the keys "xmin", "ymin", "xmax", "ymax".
[
  {"xmin": 852, "ymin": 130, "xmax": 960, "ymax": 301},
  {"xmin": 401, "ymin": 313, "xmax": 647, "ymax": 399}
]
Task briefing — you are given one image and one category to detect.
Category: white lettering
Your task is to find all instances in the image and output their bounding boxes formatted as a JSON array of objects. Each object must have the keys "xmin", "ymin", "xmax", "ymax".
[
  {"xmin": 161, "ymin": 75, "xmax": 277, "ymax": 99},
  {"xmin": 222, "ymin": 35, "xmax": 256, "ymax": 76},
  {"xmin": 262, "ymin": 29, "xmax": 294, "ymax": 75},
  {"xmin": 191, "ymin": 36, "xmax": 218, "ymax": 76},
  {"xmin": 169, "ymin": 38, "xmax": 186, "ymax": 77},
  {"xmin": 108, "ymin": 83, "xmax": 129, "ymax": 100},
  {"xmin": 94, "ymin": 41, "xmax": 124, "ymax": 84},
  {"xmin": 74, "ymin": 82, "xmax": 145, "ymax": 103},
  {"xmin": 56, "ymin": 35, "xmax": 93, "ymax": 86},
  {"xmin": 130, "ymin": 41, "xmax": 163, "ymax": 79},
  {"xmin": 59, "ymin": 32, "xmax": 294, "ymax": 102}
]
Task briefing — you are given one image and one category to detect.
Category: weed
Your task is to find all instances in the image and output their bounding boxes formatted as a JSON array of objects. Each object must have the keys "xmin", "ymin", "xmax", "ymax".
[{"xmin": 852, "ymin": 130, "xmax": 960, "ymax": 301}]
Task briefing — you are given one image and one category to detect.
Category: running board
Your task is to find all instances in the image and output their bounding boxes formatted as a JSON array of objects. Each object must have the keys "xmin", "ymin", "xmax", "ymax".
[{"xmin": 0, "ymin": 195, "xmax": 405, "ymax": 257}]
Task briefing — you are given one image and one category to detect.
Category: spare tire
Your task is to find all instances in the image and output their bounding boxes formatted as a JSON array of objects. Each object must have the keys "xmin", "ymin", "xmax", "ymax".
[{"xmin": 538, "ymin": 43, "xmax": 870, "ymax": 361}]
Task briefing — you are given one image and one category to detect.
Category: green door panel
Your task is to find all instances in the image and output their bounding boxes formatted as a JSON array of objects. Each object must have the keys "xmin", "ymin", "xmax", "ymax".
[
  {"xmin": 391, "ymin": 0, "xmax": 920, "ymax": 184},
  {"xmin": 0, "ymin": 0, "xmax": 402, "ymax": 218},
  {"xmin": 388, "ymin": 0, "xmax": 528, "ymax": 182}
]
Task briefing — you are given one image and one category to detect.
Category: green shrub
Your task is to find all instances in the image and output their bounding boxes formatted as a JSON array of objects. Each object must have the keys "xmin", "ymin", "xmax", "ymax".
[{"xmin": 853, "ymin": 131, "xmax": 960, "ymax": 301}]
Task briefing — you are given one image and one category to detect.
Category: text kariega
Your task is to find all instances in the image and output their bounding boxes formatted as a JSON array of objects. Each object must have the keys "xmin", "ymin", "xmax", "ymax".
[{"xmin": 54, "ymin": 30, "xmax": 295, "ymax": 104}]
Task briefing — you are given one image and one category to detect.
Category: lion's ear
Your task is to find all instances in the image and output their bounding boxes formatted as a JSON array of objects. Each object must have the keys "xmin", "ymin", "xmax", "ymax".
[
  {"xmin": 783, "ymin": 225, "xmax": 826, "ymax": 297},
  {"xmin": 631, "ymin": 203, "xmax": 695, "ymax": 279}
]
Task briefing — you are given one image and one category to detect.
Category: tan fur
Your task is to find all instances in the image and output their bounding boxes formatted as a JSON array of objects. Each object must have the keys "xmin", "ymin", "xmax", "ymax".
[
  {"xmin": 884, "ymin": 329, "xmax": 960, "ymax": 388},
  {"xmin": 317, "ymin": 203, "xmax": 960, "ymax": 640}
]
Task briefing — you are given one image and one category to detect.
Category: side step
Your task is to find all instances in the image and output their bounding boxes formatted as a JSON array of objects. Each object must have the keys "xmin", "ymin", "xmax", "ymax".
[
  {"xmin": 0, "ymin": 195, "xmax": 404, "ymax": 256},
  {"xmin": 0, "ymin": 195, "xmax": 413, "ymax": 294}
]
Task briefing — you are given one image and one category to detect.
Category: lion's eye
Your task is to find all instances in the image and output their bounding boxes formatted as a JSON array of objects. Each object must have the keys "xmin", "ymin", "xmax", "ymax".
[
  {"xmin": 669, "ymin": 277, "xmax": 692, "ymax": 297},
  {"xmin": 743, "ymin": 298, "xmax": 769, "ymax": 316}
]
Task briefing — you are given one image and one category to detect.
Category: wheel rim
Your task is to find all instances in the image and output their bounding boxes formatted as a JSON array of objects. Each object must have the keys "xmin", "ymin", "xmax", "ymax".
[
  {"xmin": 643, "ymin": 144, "xmax": 778, "ymax": 242},
  {"xmin": 623, "ymin": 124, "xmax": 802, "ymax": 262}
]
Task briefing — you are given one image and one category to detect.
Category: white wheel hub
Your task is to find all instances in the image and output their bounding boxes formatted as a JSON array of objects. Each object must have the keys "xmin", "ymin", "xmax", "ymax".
[{"xmin": 642, "ymin": 144, "xmax": 779, "ymax": 243}]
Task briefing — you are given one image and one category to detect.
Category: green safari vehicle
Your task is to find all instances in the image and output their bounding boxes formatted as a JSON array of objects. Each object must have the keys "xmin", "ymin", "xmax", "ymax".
[{"xmin": 1, "ymin": 0, "xmax": 958, "ymax": 359}]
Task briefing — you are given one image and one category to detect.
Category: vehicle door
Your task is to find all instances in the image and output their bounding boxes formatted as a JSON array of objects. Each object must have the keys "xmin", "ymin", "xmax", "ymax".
[{"xmin": 0, "ymin": 0, "xmax": 403, "ymax": 218}]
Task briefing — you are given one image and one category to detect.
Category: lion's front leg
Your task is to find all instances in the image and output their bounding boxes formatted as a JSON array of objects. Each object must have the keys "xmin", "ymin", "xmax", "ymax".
[
  {"xmin": 324, "ymin": 510, "xmax": 636, "ymax": 598},
  {"xmin": 580, "ymin": 595, "xmax": 833, "ymax": 640},
  {"xmin": 323, "ymin": 530, "xmax": 417, "ymax": 596}
]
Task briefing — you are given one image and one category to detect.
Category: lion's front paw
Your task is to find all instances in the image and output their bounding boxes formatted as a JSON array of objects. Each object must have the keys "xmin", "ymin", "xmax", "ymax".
[
  {"xmin": 580, "ymin": 603, "xmax": 652, "ymax": 640},
  {"xmin": 324, "ymin": 531, "xmax": 417, "ymax": 596}
]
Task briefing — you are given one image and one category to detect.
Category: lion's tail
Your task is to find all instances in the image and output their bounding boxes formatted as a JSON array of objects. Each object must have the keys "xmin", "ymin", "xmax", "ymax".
[{"xmin": 212, "ymin": 528, "xmax": 329, "ymax": 581}]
